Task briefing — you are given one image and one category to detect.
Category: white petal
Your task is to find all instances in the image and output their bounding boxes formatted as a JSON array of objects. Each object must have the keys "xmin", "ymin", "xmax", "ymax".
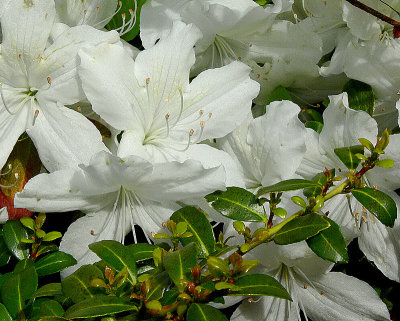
[
  {"xmin": 26, "ymin": 102, "xmax": 107, "ymax": 171},
  {"xmin": 296, "ymin": 272, "xmax": 391, "ymax": 321},
  {"xmin": 14, "ymin": 169, "xmax": 116, "ymax": 213},
  {"xmin": 0, "ymin": 207, "xmax": 8, "ymax": 223},
  {"xmin": 1, "ymin": 0, "xmax": 55, "ymax": 65},
  {"xmin": 78, "ymin": 42, "xmax": 140, "ymax": 130}
]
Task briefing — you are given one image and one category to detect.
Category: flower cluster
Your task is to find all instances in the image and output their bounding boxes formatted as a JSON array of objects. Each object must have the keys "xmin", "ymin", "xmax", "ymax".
[{"xmin": 0, "ymin": 0, "xmax": 400, "ymax": 320}]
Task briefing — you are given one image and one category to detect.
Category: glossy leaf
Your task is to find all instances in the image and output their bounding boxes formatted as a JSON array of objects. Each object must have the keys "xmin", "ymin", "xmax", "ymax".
[
  {"xmin": 186, "ymin": 303, "xmax": 228, "ymax": 321},
  {"xmin": 0, "ymin": 303, "xmax": 12, "ymax": 321},
  {"xmin": 39, "ymin": 300, "xmax": 64, "ymax": 317},
  {"xmin": 343, "ymin": 79, "xmax": 374, "ymax": 116},
  {"xmin": 36, "ymin": 244, "xmax": 59, "ymax": 257},
  {"xmin": 163, "ymin": 243, "xmax": 198, "ymax": 289},
  {"xmin": 256, "ymin": 179, "xmax": 321, "ymax": 197},
  {"xmin": 14, "ymin": 258, "xmax": 34, "ymax": 273},
  {"xmin": 34, "ymin": 283, "xmax": 63, "ymax": 298},
  {"xmin": 352, "ymin": 187, "xmax": 397, "ymax": 227},
  {"xmin": 38, "ymin": 317, "xmax": 69, "ymax": 321},
  {"xmin": 274, "ymin": 213, "xmax": 330, "ymax": 245},
  {"xmin": 34, "ymin": 251, "xmax": 77, "ymax": 276},
  {"xmin": 89, "ymin": 240, "xmax": 137, "ymax": 284},
  {"xmin": 146, "ymin": 271, "xmax": 171, "ymax": 301},
  {"xmin": 3, "ymin": 220, "xmax": 29, "ymax": 260},
  {"xmin": 171, "ymin": 207, "xmax": 215, "ymax": 258},
  {"xmin": 206, "ymin": 187, "xmax": 265, "ymax": 222},
  {"xmin": 334, "ymin": 145, "xmax": 364, "ymax": 170},
  {"xmin": 61, "ymin": 265, "xmax": 104, "ymax": 304},
  {"xmin": 127, "ymin": 243, "xmax": 157, "ymax": 262},
  {"xmin": 0, "ymin": 264, "xmax": 38, "ymax": 317},
  {"xmin": 305, "ymin": 121, "xmax": 324, "ymax": 133},
  {"xmin": 266, "ymin": 85, "xmax": 293, "ymax": 105},
  {"xmin": 0, "ymin": 236, "xmax": 11, "ymax": 267},
  {"xmin": 64, "ymin": 295, "xmax": 138, "ymax": 319},
  {"xmin": 229, "ymin": 274, "xmax": 291, "ymax": 300},
  {"xmin": 42, "ymin": 232, "xmax": 62, "ymax": 242},
  {"xmin": 307, "ymin": 217, "xmax": 349, "ymax": 263}
]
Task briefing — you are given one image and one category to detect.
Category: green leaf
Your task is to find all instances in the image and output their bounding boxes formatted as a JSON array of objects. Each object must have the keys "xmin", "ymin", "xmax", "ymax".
[
  {"xmin": 0, "ymin": 236, "xmax": 11, "ymax": 267},
  {"xmin": 0, "ymin": 303, "xmax": 12, "ymax": 321},
  {"xmin": 34, "ymin": 251, "xmax": 77, "ymax": 276},
  {"xmin": 89, "ymin": 240, "xmax": 137, "ymax": 284},
  {"xmin": 302, "ymin": 109, "xmax": 324, "ymax": 123},
  {"xmin": 186, "ymin": 303, "xmax": 228, "ymax": 321},
  {"xmin": 38, "ymin": 317, "xmax": 69, "ymax": 321},
  {"xmin": 256, "ymin": 179, "xmax": 321, "ymax": 197},
  {"xmin": 39, "ymin": 300, "xmax": 64, "ymax": 317},
  {"xmin": 105, "ymin": 0, "xmax": 147, "ymax": 41},
  {"xmin": 127, "ymin": 243, "xmax": 157, "ymax": 262},
  {"xmin": 163, "ymin": 243, "xmax": 198, "ymax": 289},
  {"xmin": 230, "ymin": 274, "xmax": 291, "ymax": 300},
  {"xmin": 14, "ymin": 258, "xmax": 34, "ymax": 273},
  {"xmin": 274, "ymin": 213, "xmax": 331, "ymax": 245},
  {"xmin": 375, "ymin": 159, "xmax": 394, "ymax": 168},
  {"xmin": 206, "ymin": 187, "xmax": 266, "ymax": 222},
  {"xmin": 303, "ymin": 170, "xmax": 333, "ymax": 199},
  {"xmin": 146, "ymin": 271, "xmax": 171, "ymax": 301},
  {"xmin": 3, "ymin": 220, "xmax": 29, "ymax": 260},
  {"xmin": 265, "ymin": 85, "xmax": 293, "ymax": 105},
  {"xmin": 34, "ymin": 283, "xmax": 62, "ymax": 298},
  {"xmin": 36, "ymin": 244, "xmax": 59, "ymax": 257},
  {"xmin": 0, "ymin": 264, "xmax": 38, "ymax": 317},
  {"xmin": 20, "ymin": 217, "xmax": 35, "ymax": 231},
  {"xmin": 352, "ymin": 187, "xmax": 397, "ymax": 227},
  {"xmin": 64, "ymin": 296, "xmax": 138, "ymax": 319},
  {"xmin": 41, "ymin": 232, "xmax": 62, "ymax": 242},
  {"xmin": 343, "ymin": 79, "xmax": 375, "ymax": 116},
  {"xmin": 305, "ymin": 121, "xmax": 324, "ymax": 133},
  {"xmin": 171, "ymin": 207, "xmax": 215, "ymax": 258},
  {"xmin": 334, "ymin": 145, "xmax": 364, "ymax": 170},
  {"xmin": 61, "ymin": 265, "xmax": 104, "ymax": 304},
  {"xmin": 306, "ymin": 217, "xmax": 349, "ymax": 263}
]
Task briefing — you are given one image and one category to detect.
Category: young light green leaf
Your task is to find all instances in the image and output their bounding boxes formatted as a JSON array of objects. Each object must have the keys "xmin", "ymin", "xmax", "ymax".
[
  {"xmin": 41, "ymin": 231, "xmax": 62, "ymax": 242},
  {"xmin": 229, "ymin": 274, "xmax": 291, "ymax": 300},
  {"xmin": 163, "ymin": 243, "xmax": 198, "ymax": 290},
  {"xmin": 303, "ymin": 170, "xmax": 334, "ymax": 199},
  {"xmin": 206, "ymin": 187, "xmax": 266, "ymax": 222},
  {"xmin": 359, "ymin": 138, "xmax": 374, "ymax": 152},
  {"xmin": 19, "ymin": 217, "xmax": 35, "ymax": 231},
  {"xmin": 342, "ymin": 79, "xmax": 375, "ymax": 116},
  {"xmin": 171, "ymin": 207, "xmax": 215, "ymax": 258},
  {"xmin": 351, "ymin": 187, "xmax": 397, "ymax": 227},
  {"xmin": 3, "ymin": 220, "xmax": 29, "ymax": 260},
  {"xmin": 186, "ymin": 303, "xmax": 229, "ymax": 321},
  {"xmin": 274, "ymin": 213, "xmax": 331, "ymax": 245},
  {"xmin": 89, "ymin": 240, "xmax": 137, "ymax": 284},
  {"xmin": 256, "ymin": 179, "xmax": 321, "ymax": 197},
  {"xmin": 334, "ymin": 145, "xmax": 364, "ymax": 170},
  {"xmin": 375, "ymin": 159, "xmax": 394, "ymax": 168},
  {"xmin": 306, "ymin": 217, "xmax": 349, "ymax": 263},
  {"xmin": 34, "ymin": 251, "xmax": 77, "ymax": 276},
  {"xmin": 64, "ymin": 296, "xmax": 138, "ymax": 319}
]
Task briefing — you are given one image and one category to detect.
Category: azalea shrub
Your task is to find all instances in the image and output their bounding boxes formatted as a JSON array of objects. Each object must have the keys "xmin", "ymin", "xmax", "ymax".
[{"xmin": 1, "ymin": 0, "xmax": 400, "ymax": 320}]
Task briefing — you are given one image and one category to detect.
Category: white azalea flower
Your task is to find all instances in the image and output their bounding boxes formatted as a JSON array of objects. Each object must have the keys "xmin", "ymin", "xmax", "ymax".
[
  {"xmin": 296, "ymin": 92, "xmax": 400, "ymax": 281},
  {"xmin": 15, "ymin": 151, "xmax": 226, "ymax": 275},
  {"xmin": 228, "ymin": 238, "xmax": 391, "ymax": 321},
  {"xmin": 0, "ymin": 0, "xmax": 120, "ymax": 172},
  {"xmin": 78, "ymin": 20, "xmax": 258, "ymax": 186}
]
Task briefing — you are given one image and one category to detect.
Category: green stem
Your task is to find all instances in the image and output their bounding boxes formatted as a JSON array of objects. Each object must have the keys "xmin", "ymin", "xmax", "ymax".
[{"xmin": 323, "ymin": 180, "xmax": 349, "ymax": 201}]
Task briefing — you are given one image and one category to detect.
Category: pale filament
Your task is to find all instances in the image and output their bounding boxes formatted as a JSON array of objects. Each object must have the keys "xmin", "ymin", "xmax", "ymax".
[{"xmin": 0, "ymin": 173, "xmax": 19, "ymax": 188}]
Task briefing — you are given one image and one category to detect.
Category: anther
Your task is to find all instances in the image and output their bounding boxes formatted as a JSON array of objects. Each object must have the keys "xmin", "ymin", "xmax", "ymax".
[
  {"xmin": 0, "ymin": 172, "xmax": 19, "ymax": 188},
  {"xmin": 162, "ymin": 222, "xmax": 166, "ymax": 228},
  {"xmin": 151, "ymin": 232, "xmax": 155, "ymax": 237},
  {"xmin": 47, "ymin": 77, "xmax": 51, "ymax": 84},
  {"xmin": 96, "ymin": 6, "xmax": 100, "ymax": 12},
  {"xmin": 32, "ymin": 109, "xmax": 39, "ymax": 126},
  {"xmin": 304, "ymin": 284, "xmax": 308, "ymax": 289},
  {"xmin": 90, "ymin": 230, "xmax": 95, "ymax": 235},
  {"xmin": 19, "ymin": 53, "xmax": 22, "ymax": 59},
  {"xmin": 195, "ymin": 121, "xmax": 206, "ymax": 143},
  {"xmin": 199, "ymin": 109, "xmax": 204, "ymax": 116},
  {"xmin": 320, "ymin": 291, "xmax": 325, "ymax": 295},
  {"xmin": 146, "ymin": 77, "xmax": 150, "ymax": 84},
  {"xmin": 373, "ymin": 185, "xmax": 378, "ymax": 189},
  {"xmin": 208, "ymin": 112, "xmax": 212, "ymax": 118}
]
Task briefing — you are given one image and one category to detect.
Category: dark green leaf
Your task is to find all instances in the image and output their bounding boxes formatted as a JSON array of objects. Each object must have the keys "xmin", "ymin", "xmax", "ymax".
[
  {"xmin": 89, "ymin": 240, "xmax": 137, "ymax": 284},
  {"xmin": 230, "ymin": 274, "xmax": 291, "ymax": 300},
  {"xmin": 39, "ymin": 300, "xmax": 64, "ymax": 317},
  {"xmin": 3, "ymin": 220, "xmax": 29, "ymax": 260},
  {"xmin": 36, "ymin": 244, "xmax": 59, "ymax": 257},
  {"xmin": 0, "ymin": 303, "xmax": 12, "ymax": 321},
  {"xmin": 265, "ymin": 85, "xmax": 292, "ymax": 105},
  {"xmin": 305, "ymin": 121, "xmax": 324, "ymax": 133},
  {"xmin": 303, "ymin": 169, "xmax": 335, "ymax": 199},
  {"xmin": 34, "ymin": 251, "xmax": 77, "ymax": 276},
  {"xmin": 274, "ymin": 213, "xmax": 330, "ymax": 245},
  {"xmin": 206, "ymin": 187, "xmax": 265, "ymax": 222},
  {"xmin": 334, "ymin": 145, "xmax": 364, "ymax": 170},
  {"xmin": 105, "ymin": 0, "xmax": 147, "ymax": 41},
  {"xmin": 159, "ymin": 288, "xmax": 179, "ymax": 306},
  {"xmin": 302, "ymin": 109, "xmax": 323, "ymax": 123},
  {"xmin": 34, "ymin": 283, "xmax": 63, "ymax": 298},
  {"xmin": 0, "ymin": 236, "xmax": 10, "ymax": 267},
  {"xmin": 186, "ymin": 303, "xmax": 228, "ymax": 321},
  {"xmin": 38, "ymin": 317, "xmax": 69, "ymax": 321},
  {"xmin": 0, "ymin": 264, "xmax": 38, "ymax": 317},
  {"xmin": 146, "ymin": 271, "xmax": 171, "ymax": 301},
  {"xmin": 61, "ymin": 265, "xmax": 104, "ymax": 304},
  {"xmin": 171, "ymin": 207, "xmax": 215, "ymax": 258},
  {"xmin": 64, "ymin": 295, "xmax": 138, "ymax": 319},
  {"xmin": 352, "ymin": 187, "xmax": 397, "ymax": 227},
  {"xmin": 256, "ymin": 179, "xmax": 321, "ymax": 197},
  {"xmin": 163, "ymin": 243, "xmax": 198, "ymax": 290},
  {"xmin": 127, "ymin": 243, "xmax": 157, "ymax": 262},
  {"xmin": 14, "ymin": 258, "xmax": 34, "ymax": 273},
  {"xmin": 307, "ymin": 217, "xmax": 349, "ymax": 263},
  {"xmin": 343, "ymin": 79, "xmax": 374, "ymax": 116}
]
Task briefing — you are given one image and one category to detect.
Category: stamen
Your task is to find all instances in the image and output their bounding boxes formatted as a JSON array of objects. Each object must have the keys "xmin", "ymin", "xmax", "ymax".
[
  {"xmin": 171, "ymin": 87, "xmax": 184, "ymax": 128},
  {"xmin": 0, "ymin": 173, "xmax": 19, "ymax": 188},
  {"xmin": 165, "ymin": 113, "xmax": 170, "ymax": 137},
  {"xmin": 0, "ymin": 82, "xmax": 31, "ymax": 115},
  {"xmin": 1, "ymin": 164, "xmax": 12, "ymax": 176},
  {"xmin": 32, "ymin": 109, "xmax": 39, "ymax": 126},
  {"xmin": 114, "ymin": 0, "xmax": 137, "ymax": 37},
  {"xmin": 181, "ymin": 129, "xmax": 194, "ymax": 152},
  {"xmin": 195, "ymin": 121, "xmax": 205, "ymax": 143}
]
